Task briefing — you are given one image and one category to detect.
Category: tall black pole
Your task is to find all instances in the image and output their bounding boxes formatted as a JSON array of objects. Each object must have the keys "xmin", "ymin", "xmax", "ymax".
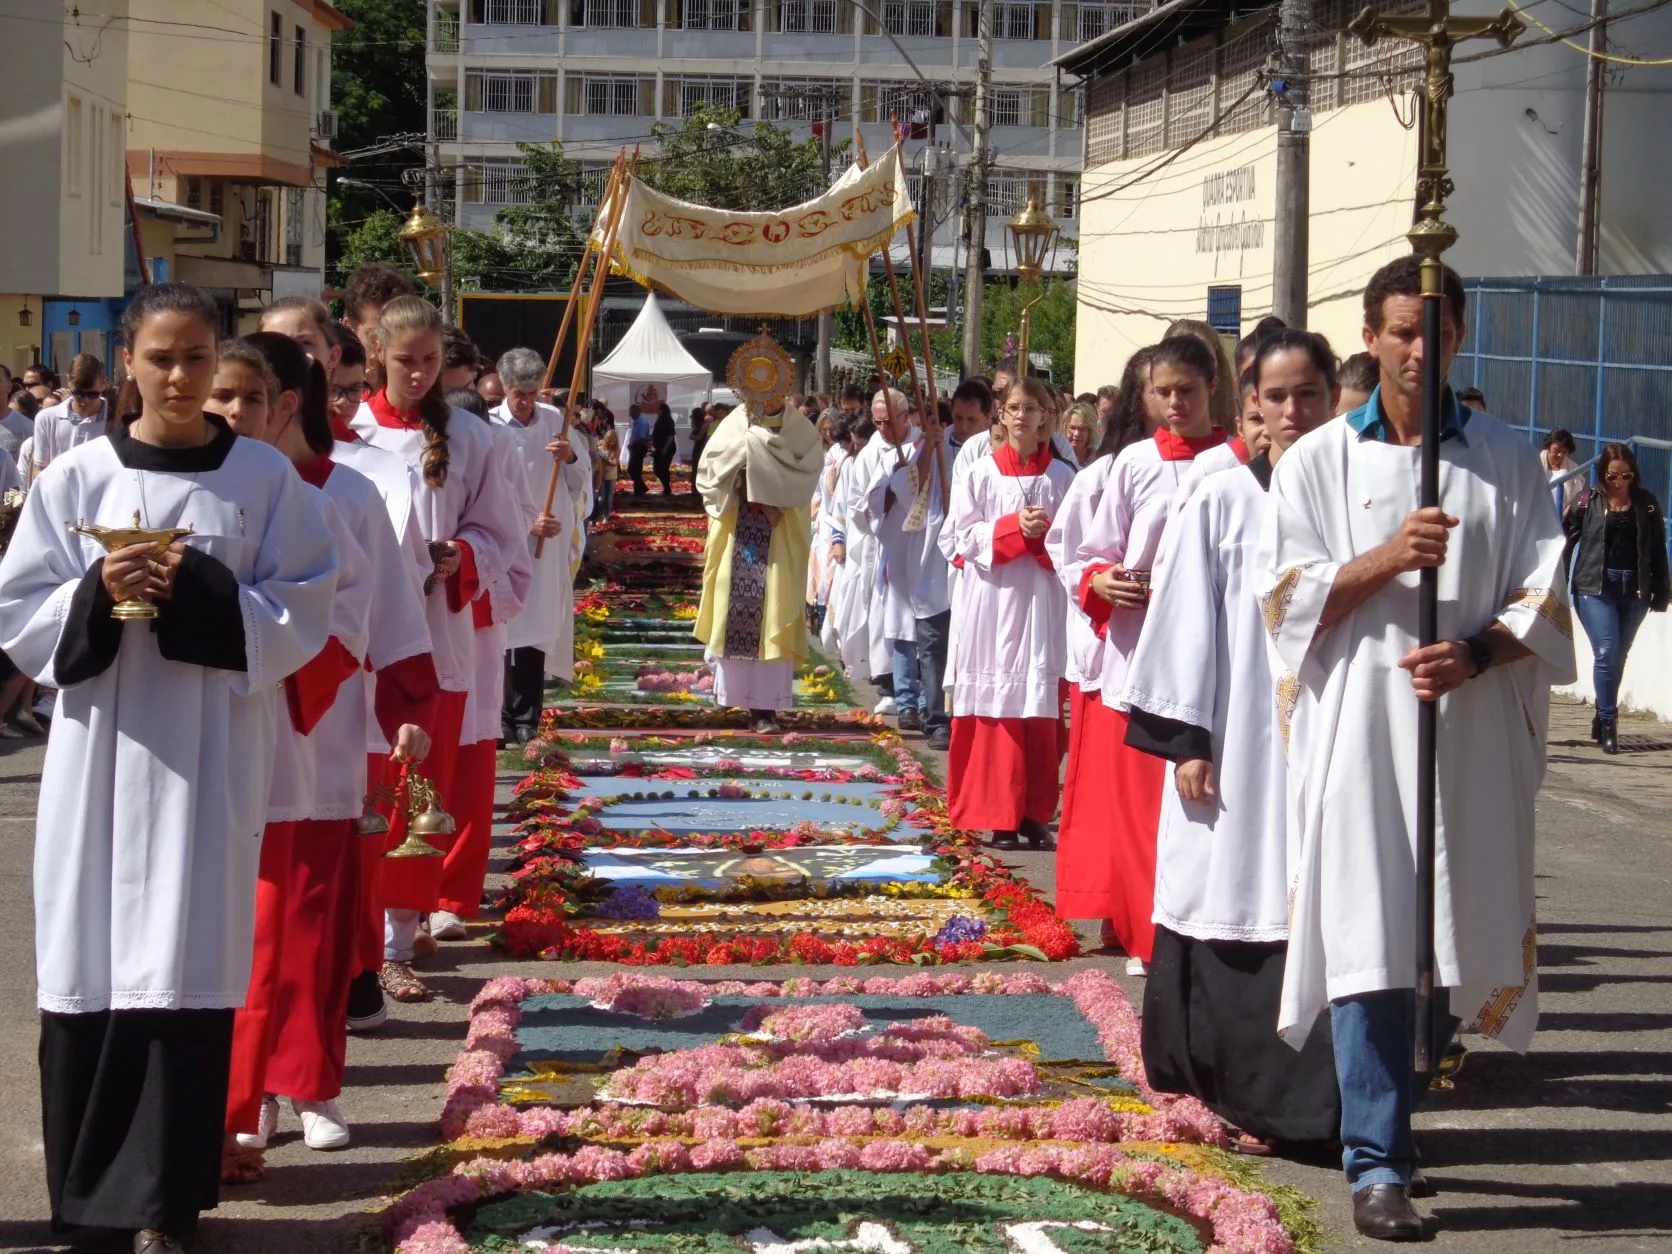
[
  {"xmin": 1414, "ymin": 264, "xmax": 1444, "ymax": 1076},
  {"xmin": 1348, "ymin": 0, "xmax": 1524, "ymax": 1080}
]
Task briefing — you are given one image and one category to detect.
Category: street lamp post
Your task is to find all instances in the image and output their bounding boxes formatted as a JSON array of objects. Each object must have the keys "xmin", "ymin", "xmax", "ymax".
[
  {"xmin": 1005, "ymin": 196, "xmax": 1060, "ymax": 377},
  {"xmin": 397, "ymin": 202, "xmax": 452, "ymax": 318}
]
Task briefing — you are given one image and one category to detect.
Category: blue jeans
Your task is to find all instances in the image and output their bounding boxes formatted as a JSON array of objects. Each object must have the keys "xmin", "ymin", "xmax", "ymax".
[
  {"xmin": 890, "ymin": 638, "xmax": 923, "ymax": 715},
  {"xmin": 592, "ymin": 478, "xmax": 616, "ymax": 522},
  {"xmin": 1576, "ymin": 569, "xmax": 1649, "ymax": 720},
  {"xmin": 915, "ymin": 610, "xmax": 952, "ymax": 733},
  {"xmin": 1331, "ymin": 989, "xmax": 1460, "ymax": 1191}
]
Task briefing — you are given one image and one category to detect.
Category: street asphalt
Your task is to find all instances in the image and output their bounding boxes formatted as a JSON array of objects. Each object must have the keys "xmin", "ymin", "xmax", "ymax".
[{"xmin": 0, "ymin": 694, "xmax": 1663, "ymax": 1251}]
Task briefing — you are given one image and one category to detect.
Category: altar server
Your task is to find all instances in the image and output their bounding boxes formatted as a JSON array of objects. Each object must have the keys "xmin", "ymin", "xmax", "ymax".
[
  {"xmin": 1119, "ymin": 330, "xmax": 1342, "ymax": 1152},
  {"xmin": 351, "ymin": 296, "xmax": 525, "ymax": 1002},
  {"xmin": 1060, "ymin": 335, "xmax": 1226, "ymax": 974},
  {"xmin": 823, "ymin": 413, "xmax": 876, "ymax": 676},
  {"xmin": 1045, "ymin": 349, "xmax": 1157, "ymax": 867},
  {"xmin": 1256, "ymin": 258, "xmax": 1574, "ymax": 1238},
  {"xmin": 845, "ymin": 390, "xmax": 919, "ymax": 711},
  {"xmin": 946, "ymin": 376, "xmax": 1075, "ymax": 848},
  {"xmin": 0, "ymin": 284, "xmax": 337, "ymax": 1253},
  {"xmin": 491, "ymin": 347, "xmax": 591, "ymax": 744},
  {"xmin": 693, "ymin": 343, "xmax": 824, "ymax": 732}
]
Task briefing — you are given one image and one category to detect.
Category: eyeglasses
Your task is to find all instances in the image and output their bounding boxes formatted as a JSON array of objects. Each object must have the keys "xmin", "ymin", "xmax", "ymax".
[
  {"xmin": 1604, "ymin": 471, "xmax": 1636, "ymax": 482},
  {"xmin": 1003, "ymin": 404, "xmax": 1044, "ymax": 419},
  {"xmin": 330, "ymin": 383, "xmax": 368, "ymax": 404}
]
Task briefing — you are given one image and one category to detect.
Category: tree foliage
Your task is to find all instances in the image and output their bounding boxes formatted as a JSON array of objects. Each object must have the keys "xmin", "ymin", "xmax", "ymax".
[{"xmin": 636, "ymin": 108, "xmax": 845, "ymax": 212}]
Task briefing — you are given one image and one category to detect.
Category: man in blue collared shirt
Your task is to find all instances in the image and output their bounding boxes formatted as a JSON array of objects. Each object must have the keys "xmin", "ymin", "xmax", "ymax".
[{"xmin": 626, "ymin": 403, "xmax": 651, "ymax": 496}]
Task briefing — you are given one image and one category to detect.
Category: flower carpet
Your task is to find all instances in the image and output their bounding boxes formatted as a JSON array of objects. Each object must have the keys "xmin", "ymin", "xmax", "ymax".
[
  {"xmin": 387, "ymin": 971, "xmax": 1311, "ymax": 1254},
  {"xmin": 492, "ymin": 730, "xmax": 1077, "ymax": 967}
]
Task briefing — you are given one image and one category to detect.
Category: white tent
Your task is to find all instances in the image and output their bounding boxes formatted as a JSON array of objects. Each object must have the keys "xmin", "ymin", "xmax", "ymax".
[{"xmin": 591, "ymin": 292, "xmax": 712, "ymax": 467}]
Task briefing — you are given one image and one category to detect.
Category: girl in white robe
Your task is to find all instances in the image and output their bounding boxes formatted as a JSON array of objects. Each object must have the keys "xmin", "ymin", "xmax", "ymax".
[
  {"xmin": 1060, "ymin": 336, "xmax": 1226, "ymax": 971},
  {"xmin": 0, "ymin": 284, "xmax": 337, "ymax": 1249},
  {"xmin": 946, "ymin": 377, "xmax": 1075, "ymax": 848},
  {"xmin": 350, "ymin": 297, "xmax": 526, "ymax": 1002},
  {"xmin": 1118, "ymin": 330, "xmax": 1343, "ymax": 1148}
]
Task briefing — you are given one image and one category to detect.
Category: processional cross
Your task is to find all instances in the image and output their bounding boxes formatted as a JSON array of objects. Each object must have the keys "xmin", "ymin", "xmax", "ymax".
[{"xmin": 1347, "ymin": 0, "xmax": 1523, "ymax": 1078}]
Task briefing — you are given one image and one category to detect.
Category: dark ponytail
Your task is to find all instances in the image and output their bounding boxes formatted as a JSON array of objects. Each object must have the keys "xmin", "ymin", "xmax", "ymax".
[{"xmin": 243, "ymin": 331, "xmax": 334, "ymax": 454}]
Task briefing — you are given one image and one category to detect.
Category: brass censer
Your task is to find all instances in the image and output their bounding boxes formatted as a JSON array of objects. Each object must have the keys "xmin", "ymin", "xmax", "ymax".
[
  {"xmin": 385, "ymin": 770, "xmax": 456, "ymax": 859},
  {"xmin": 70, "ymin": 511, "xmax": 195, "ymax": 621}
]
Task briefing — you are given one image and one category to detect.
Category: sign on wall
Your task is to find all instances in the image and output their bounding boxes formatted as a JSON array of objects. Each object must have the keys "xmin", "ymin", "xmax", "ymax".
[{"xmin": 1196, "ymin": 163, "xmax": 1265, "ymax": 273}]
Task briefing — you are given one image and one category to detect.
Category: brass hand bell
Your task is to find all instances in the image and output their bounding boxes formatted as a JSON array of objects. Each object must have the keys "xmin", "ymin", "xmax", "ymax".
[{"xmin": 385, "ymin": 771, "xmax": 455, "ymax": 859}]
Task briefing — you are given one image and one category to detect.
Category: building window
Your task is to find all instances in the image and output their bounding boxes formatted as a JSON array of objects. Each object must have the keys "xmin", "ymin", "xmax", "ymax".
[
  {"xmin": 1207, "ymin": 286, "xmax": 1243, "ymax": 335},
  {"xmin": 294, "ymin": 26, "xmax": 306, "ymax": 96},
  {"xmin": 759, "ymin": 78, "xmax": 846, "ymax": 121},
  {"xmin": 269, "ymin": 11, "xmax": 282, "ymax": 85},
  {"xmin": 109, "ymin": 112, "xmax": 124, "ymax": 208},
  {"xmin": 89, "ymin": 105, "xmax": 103, "ymax": 254},
  {"xmin": 989, "ymin": 87, "xmax": 1049, "ymax": 128},
  {"xmin": 471, "ymin": 0, "xmax": 556, "ymax": 21},
  {"xmin": 285, "ymin": 187, "xmax": 304, "ymax": 266},
  {"xmin": 570, "ymin": 0, "xmax": 650, "ymax": 27},
  {"xmin": 566, "ymin": 74, "xmax": 655, "ymax": 116},
  {"xmin": 1065, "ymin": 1, "xmax": 1143, "ymax": 42},
  {"xmin": 465, "ymin": 69, "xmax": 559, "ymax": 113},
  {"xmin": 778, "ymin": 0, "xmax": 839, "ymax": 32},
  {"xmin": 861, "ymin": 82, "xmax": 943, "ymax": 127},
  {"xmin": 663, "ymin": 75, "xmax": 753, "ymax": 119},
  {"xmin": 994, "ymin": 1, "xmax": 1042, "ymax": 39},
  {"xmin": 464, "ymin": 159, "xmax": 535, "ymax": 205},
  {"xmin": 987, "ymin": 173, "xmax": 1044, "ymax": 217},
  {"xmin": 881, "ymin": 1, "xmax": 943, "ymax": 37},
  {"xmin": 66, "ymin": 95, "xmax": 82, "ymax": 196},
  {"xmin": 1057, "ymin": 178, "xmax": 1078, "ymax": 220},
  {"xmin": 679, "ymin": 0, "xmax": 750, "ymax": 28}
]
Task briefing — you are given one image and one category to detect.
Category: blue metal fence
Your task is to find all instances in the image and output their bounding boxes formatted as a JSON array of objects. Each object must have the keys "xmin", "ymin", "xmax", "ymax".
[{"xmin": 1450, "ymin": 275, "xmax": 1672, "ymax": 517}]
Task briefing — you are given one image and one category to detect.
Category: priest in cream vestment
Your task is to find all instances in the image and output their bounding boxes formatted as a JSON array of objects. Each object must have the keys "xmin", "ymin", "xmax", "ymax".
[{"xmin": 694, "ymin": 378, "xmax": 823, "ymax": 730}]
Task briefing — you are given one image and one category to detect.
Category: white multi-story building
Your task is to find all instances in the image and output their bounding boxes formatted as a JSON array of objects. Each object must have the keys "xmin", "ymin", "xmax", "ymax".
[{"xmin": 424, "ymin": 0, "xmax": 1141, "ymax": 270}]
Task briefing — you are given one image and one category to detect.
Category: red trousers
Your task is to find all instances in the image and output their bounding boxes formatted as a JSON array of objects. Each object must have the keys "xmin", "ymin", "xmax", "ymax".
[
  {"xmin": 227, "ymin": 821, "xmax": 293, "ymax": 1134},
  {"xmin": 947, "ymin": 714, "xmax": 1063, "ymax": 832},
  {"xmin": 1053, "ymin": 691, "xmax": 1163, "ymax": 961},
  {"xmin": 437, "ymin": 739, "xmax": 498, "ymax": 919},
  {"xmin": 370, "ymin": 689, "xmax": 468, "ymax": 921}
]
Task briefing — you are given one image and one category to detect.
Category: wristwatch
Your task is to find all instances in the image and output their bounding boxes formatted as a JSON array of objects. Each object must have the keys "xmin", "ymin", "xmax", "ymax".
[{"xmin": 1462, "ymin": 634, "xmax": 1492, "ymax": 678}]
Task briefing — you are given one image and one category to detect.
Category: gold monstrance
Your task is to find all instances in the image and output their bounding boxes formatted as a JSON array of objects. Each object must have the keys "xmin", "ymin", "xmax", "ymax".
[{"xmin": 70, "ymin": 511, "xmax": 195, "ymax": 620}]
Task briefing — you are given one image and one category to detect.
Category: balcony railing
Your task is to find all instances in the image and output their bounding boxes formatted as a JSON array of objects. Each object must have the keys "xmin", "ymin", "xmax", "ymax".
[
  {"xmin": 432, "ymin": 108, "xmax": 459, "ymax": 141},
  {"xmin": 433, "ymin": 12, "xmax": 460, "ymax": 52}
]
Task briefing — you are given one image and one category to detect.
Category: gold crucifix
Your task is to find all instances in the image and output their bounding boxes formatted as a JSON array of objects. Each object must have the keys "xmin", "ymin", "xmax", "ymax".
[{"xmin": 1348, "ymin": 0, "xmax": 1523, "ymax": 267}]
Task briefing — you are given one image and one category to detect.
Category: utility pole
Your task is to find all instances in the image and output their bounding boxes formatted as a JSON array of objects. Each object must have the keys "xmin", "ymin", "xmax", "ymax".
[
  {"xmin": 817, "ymin": 106, "xmax": 834, "ymax": 393},
  {"xmin": 1575, "ymin": 0, "xmax": 1607, "ymax": 275},
  {"xmin": 960, "ymin": 0, "xmax": 993, "ymax": 378},
  {"xmin": 1270, "ymin": 0, "xmax": 1312, "ymax": 327}
]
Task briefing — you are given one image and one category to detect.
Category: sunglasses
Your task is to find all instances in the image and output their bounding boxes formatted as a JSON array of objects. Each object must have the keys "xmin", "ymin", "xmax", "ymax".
[{"xmin": 1604, "ymin": 472, "xmax": 1636, "ymax": 482}]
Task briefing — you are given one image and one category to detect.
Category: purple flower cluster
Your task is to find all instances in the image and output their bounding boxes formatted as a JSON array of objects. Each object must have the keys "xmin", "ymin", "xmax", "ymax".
[
  {"xmin": 595, "ymin": 885, "xmax": 661, "ymax": 920},
  {"xmin": 933, "ymin": 915, "xmax": 989, "ymax": 946}
]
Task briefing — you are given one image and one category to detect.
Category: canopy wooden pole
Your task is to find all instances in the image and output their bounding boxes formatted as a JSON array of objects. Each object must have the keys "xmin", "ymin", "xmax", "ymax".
[
  {"xmin": 537, "ymin": 152, "xmax": 626, "ymax": 398},
  {"xmin": 903, "ymin": 219, "xmax": 949, "ymax": 512},
  {"xmin": 535, "ymin": 149, "xmax": 636, "ymax": 558},
  {"xmin": 852, "ymin": 133, "xmax": 907, "ymax": 473}
]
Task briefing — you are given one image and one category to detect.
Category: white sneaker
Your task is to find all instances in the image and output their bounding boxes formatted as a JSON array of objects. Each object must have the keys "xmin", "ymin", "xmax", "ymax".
[
  {"xmin": 1125, "ymin": 957, "xmax": 1148, "ymax": 977},
  {"xmin": 235, "ymin": 1094, "xmax": 279, "ymax": 1150},
  {"xmin": 292, "ymin": 1098, "xmax": 351, "ymax": 1150},
  {"xmin": 430, "ymin": 910, "xmax": 468, "ymax": 941},
  {"xmin": 873, "ymin": 697, "xmax": 897, "ymax": 715}
]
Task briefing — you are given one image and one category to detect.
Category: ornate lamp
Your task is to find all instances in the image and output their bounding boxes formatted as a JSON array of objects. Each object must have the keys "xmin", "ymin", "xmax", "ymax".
[
  {"xmin": 398, "ymin": 201, "xmax": 451, "ymax": 288},
  {"xmin": 17, "ymin": 305, "xmax": 30, "ymax": 328},
  {"xmin": 1005, "ymin": 196, "xmax": 1060, "ymax": 373},
  {"xmin": 1006, "ymin": 196, "xmax": 1060, "ymax": 284}
]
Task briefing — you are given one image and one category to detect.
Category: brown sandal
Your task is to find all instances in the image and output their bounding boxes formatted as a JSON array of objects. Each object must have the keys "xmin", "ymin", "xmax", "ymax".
[
  {"xmin": 219, "ymin": 1142, "xmax": 265, "ymax": 1184},
  {"xmin": 379, "ymin": 960, "xmax": 431, "ymax": 1003}
]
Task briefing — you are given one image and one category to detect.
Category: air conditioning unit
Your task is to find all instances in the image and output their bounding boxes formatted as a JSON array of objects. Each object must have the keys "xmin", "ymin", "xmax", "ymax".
[{"xmin": 314, "ymin": 109, "xmax": 339, "ymax": 140}]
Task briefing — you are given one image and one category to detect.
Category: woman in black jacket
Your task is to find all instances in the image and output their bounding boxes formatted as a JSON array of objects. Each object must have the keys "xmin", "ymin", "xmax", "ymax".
[{"xmin": 1564, "ymin": 442, "xmax": 1670, "ymax": 753}]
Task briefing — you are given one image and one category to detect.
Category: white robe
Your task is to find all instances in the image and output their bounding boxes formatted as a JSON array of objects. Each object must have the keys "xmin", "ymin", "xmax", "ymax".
[
  {"xmin": 301, "ymin": 460, "xmax": 431, "ymax": 819},
  {"xmin": 464, "ymin": 423, "xmax": 537, "ymax": 745},
  {"xmin": 268, "ymin": 483, "xmax": 373, "ymax": 822},
  {"xmin": 350, "ymin": 403, "xmax": 528, "ymax": 695},
  {"xmin": 1044, "ymin": 453, "xmax": 1115, "ymax": 692},
  {"xmin": 1256, "ymin": 413, "xmax": 1576, "ymax": 1051},
  {"xmin": 948, "ymin": 451, "xmax": 1076, "ymax": 720},
  {"xmin": 1077, "ymin": 436, "xmax": 1213, "ymax": 698},
  {"xmin": 1168, "ymin": 440, "xmax": 1243, "ymax": 518},
  {"xmin": 1120, "ymin": 460, "xmax": 1290, "ymax": 943},
  {"xmin": 490, "ymin": 400, "xmax": 590, "ymax": 678},
  {"xmin": 846, "ymin": 428, "xmax": 918, "ymax": 674},
  {"xmin": 0, "ymin": 430, "xmax": 336, "ymax": 1013},
  {"xmin": 864, "ymin": 436, "xmax": 953, "ymax": 634}
]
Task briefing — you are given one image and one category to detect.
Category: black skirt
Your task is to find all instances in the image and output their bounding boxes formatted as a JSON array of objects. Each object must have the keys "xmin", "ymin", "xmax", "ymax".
[
  {"xmin": 40, "ymin": 1008, "xmax": 235, "ymax": 1236},
  {"xmin": 1141, "ymin": 924, "xmax": 1341, "ymax": 1144}
]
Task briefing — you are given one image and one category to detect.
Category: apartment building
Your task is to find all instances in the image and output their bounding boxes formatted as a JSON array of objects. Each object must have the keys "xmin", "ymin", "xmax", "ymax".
[
  {"xmin": 126, "ymin": 0, "xmax": 350, "ymax": 333},
  {"xmin": 0, "ymin": 3, "xmax": 131, "ymax": 374},
  {"xmin": 424, "ymin": 0, "xmax": 1140, "ymax": 272}
]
